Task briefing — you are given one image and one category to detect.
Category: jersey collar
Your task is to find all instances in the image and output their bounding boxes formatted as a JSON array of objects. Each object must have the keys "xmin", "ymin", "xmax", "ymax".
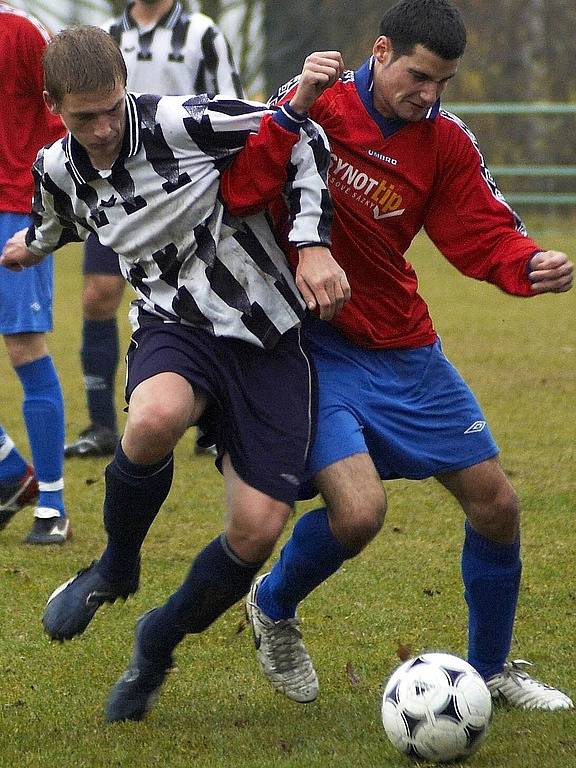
[
  {"xmin": 122, "ymin": 0, "xmax": 183, "ymax": 31},
  {"xmin": 354, "ymin": 57, "xmax": 441, "ymax": 137},
  {"xmin": 64, "ymin": 93, "xmax": 141, "ymax": 185}
]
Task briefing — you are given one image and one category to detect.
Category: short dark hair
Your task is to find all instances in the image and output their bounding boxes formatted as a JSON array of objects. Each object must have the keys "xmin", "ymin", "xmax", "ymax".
[
  {"xmin": 379, "ymin": 0, "xmax": 466, "ymax": 60},
  {"xmin": 43, "ymin": 26, "xmax": 127, "ymax": 105}
]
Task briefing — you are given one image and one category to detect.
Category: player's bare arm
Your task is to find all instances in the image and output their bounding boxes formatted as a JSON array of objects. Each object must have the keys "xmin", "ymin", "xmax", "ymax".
[
  {"xmin": 296, "ymin": 245, "xmax": 351, "ymax": 320},
  {"xmin": 528, "ymin": 250, "xmax": 574, "ymax": 294},
  {"xmin": 0, "ymin": 228, "xmax": 44, "ymax": 272},
  {"xmin": 288, "ymin": 51, "xmax": 344, "ymax": 114}
]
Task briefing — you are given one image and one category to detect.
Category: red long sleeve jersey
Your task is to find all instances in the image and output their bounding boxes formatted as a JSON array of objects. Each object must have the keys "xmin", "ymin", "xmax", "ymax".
[
  {"xmin": 232, "ymin": 62, "xmax": 542, "ymax": 349},
  {"xmin": 0, "ymin": 5, "xmax": 64, "ymax": 214}
]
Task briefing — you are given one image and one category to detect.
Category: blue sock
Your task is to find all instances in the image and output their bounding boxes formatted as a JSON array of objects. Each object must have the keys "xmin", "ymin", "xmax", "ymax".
[
  {"xmin": 258, "ymin": 507, "xmax": 355, "ymax": 620},
  {"xmin": 81, "ymin": 318, "xmax": 119, "ymax": 432},
  {"xmin": 462, "ymin": 520, "xmax": 521, "ymax": 679},
  {"xmin": 140, "ymin": 534, "xmax": 263, "ymax": 663},
  {"xmin": 0, "ymin": 427, "xmax": 27, "ymax": 481},
  {"xmin": 98, "ymin": 443, "xmax": 174, "ymax": 583},
  {"xmin": 16, "ymin": 356, "xmax": 65, "ymax": 517}
]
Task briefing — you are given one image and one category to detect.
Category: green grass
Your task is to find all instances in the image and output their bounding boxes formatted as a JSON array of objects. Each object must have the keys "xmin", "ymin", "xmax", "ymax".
[{"xmin": 1, "ymin": 227, "xmax": 575, "ymax": 767}]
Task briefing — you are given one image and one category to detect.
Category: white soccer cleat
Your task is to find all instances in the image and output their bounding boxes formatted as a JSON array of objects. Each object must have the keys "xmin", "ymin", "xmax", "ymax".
[
  {"xmin": 246, "ymin": 574, "xmax": 319, "ymax": 703},
  {"xmin": 486, "ymin": 659, "xmax": 573, "ymax": 710}
]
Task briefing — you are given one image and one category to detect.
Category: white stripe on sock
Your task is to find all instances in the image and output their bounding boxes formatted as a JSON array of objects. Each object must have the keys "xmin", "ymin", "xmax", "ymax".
[
  {"xmin": 34, "ymin": 507, "xmax": 61, "ymax": 519},
  {"xmin": 0, "ymin": 435, "xmax": 15, "ymax": 461},
  {"xmin": 38, "ymin": 479, "xmax": 64, "ymax": 492}
]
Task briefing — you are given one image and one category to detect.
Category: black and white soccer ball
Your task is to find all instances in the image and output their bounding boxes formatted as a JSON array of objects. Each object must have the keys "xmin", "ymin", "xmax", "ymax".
[{"xmin": 381, "ymin": 652, "xmax": 492, "ymax": 764}]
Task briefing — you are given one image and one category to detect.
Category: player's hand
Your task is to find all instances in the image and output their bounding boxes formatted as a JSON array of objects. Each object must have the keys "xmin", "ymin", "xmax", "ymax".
[
  {"xmin": 296, "ymin": 245, "xmax": 351, "ymax": 320},
  {"xmin": 528, "ymin": 250, "xmax": 573, "ymax": 294},
  {"xmin": 288, "ymin": 51, "xmax": 344, "ymax": 114},
  {"xmin": 0, "ymin": 228, "xmax": 43, "ymax": 271}
]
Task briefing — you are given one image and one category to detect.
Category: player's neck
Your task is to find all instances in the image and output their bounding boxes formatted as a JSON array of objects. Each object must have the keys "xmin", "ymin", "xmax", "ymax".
[{"xmin": 130, "ymin": 0, "xmax": 175, "ymax": 28}]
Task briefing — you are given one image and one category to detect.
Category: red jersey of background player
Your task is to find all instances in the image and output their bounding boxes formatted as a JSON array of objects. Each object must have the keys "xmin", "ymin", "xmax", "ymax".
[
  {"xmin": 0, "ymin": 4, "xmax": 64, "ymax": 214},
  {"xmin": 223, "ymin": 58, "xmax": 542, "ymax": 349}
]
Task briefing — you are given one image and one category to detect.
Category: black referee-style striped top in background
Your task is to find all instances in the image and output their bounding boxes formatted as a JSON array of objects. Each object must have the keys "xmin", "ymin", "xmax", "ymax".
[
  {"xmin": 26, "ymin": 94, "xmax": 332, "ymax": 350},
  {"xmin": 105, "ymin": 1, "xmax": 243, "ymax": 99}
]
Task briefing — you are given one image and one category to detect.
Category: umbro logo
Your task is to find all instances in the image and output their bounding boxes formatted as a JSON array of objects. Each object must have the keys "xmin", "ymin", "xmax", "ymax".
[
  {"xmin": 100, "ymin": 195, "xmax": 117, "ymax": 208},
  {"xmin": 464, "ymin": 420, "xmax": 486, "ymax": 434}
]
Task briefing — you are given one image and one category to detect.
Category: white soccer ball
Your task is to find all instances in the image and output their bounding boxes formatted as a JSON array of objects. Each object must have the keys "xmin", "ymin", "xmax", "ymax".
[{"xmin": 381, "ymin": 652, "xmax": 492, "ymax": 764}]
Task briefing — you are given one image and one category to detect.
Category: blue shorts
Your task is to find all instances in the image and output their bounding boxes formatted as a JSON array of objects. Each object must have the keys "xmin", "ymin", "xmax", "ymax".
[
  {"xmin": 83, "ymin": 233, "xmax": 122, "ymax": 276},
  {"xmin": 304, "ymin": 317, "xmax": 498, "ymax": 485},
  {"xmin": 125, "ymin": 309, "xmax": 315, "ymax": 505},
  {"xmin": 0, "ymin": 212, "xmax": 53, "ymax": 334}
]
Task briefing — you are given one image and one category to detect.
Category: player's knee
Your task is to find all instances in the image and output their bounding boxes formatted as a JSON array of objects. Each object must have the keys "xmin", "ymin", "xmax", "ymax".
[
  {"xmin": 126, "ymin": 402, "xmax": 188, "ymax": 458},
  {"xmin": 226, "ymin": 503, "xmax": 289, "ymax": 563},
  {"xmin": 468, "ymin": 482, "xmax": 520, "ymax": 542},
  {"xmin": 83, "ymin": 277, "xmax": 123, "ymax": 319},
  {"xmin": 331, "ymin": 495, "xmax": 387, "ymax": 553}
]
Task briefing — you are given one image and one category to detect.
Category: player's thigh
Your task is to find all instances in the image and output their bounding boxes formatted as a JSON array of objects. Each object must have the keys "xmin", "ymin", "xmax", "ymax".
[{"xmin": 316, "ymin": 452, "xmax": 386, "ymax": 541}]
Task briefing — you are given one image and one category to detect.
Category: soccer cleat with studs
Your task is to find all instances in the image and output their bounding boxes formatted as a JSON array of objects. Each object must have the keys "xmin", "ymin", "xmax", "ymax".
[
  {"xmin": 486, "ymin": 659, "xmax": 573, "ymax": 710},
  {"xmin": 25, "ymin": 515, "xmax": 71, "ymax": 545},
  {"xmin": 64, "ymin": 425, "xmax": 118, "ymax": 458},
  {"xmin": 246, "ymin": 573, "xmax": 319, "ymax": 703},
  {"xmin": 106, "ymin": 609, "xmax": 172, "ymax": 722},
  {"xmin": 42, "ymin": 558, "xmax": 140, "ymax": 641},
  {"xmin": 0, "ymin": 465, "xmax": 38, "ymax": 530}
]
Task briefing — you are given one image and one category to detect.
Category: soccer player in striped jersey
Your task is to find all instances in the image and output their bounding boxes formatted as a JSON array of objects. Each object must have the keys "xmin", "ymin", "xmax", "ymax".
[
  {"xmin": 66, "ymin": 0, "xmax": 245, "ymax": 459},
  {"xmin": 1, "ymin": 25, "xmax": 349, "ymax": 721},
  {"xmin": 0, "ymin": 3, "xmax": 70, "ymax": 544},
  {"xmin": 237, "ymin": 0, "xmax": 574, "ymax": 710}
]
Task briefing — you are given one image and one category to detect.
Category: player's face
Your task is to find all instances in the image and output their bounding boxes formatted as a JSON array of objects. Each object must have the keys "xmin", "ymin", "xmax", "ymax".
[
  {"xmin": 45, "ymin": 81, "xmax": 127, "ymax": 170},
  {"xmin": 371, "ymin": 38, "xmax": 459, "ymax": 122}
]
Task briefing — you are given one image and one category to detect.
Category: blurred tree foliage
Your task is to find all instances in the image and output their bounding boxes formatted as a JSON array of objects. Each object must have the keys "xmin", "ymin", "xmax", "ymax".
[{"xmin": 264, "ymin": 0, "xmax": 575, "ymax": 199}]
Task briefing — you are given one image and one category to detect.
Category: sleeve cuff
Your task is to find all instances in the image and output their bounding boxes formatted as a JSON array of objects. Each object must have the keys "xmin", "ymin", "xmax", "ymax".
[{"xmin": 272, "ymin": 102, "xmax": 309, "ymax": 134}]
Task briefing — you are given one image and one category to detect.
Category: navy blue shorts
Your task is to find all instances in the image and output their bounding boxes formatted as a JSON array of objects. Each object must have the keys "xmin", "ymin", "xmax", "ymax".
[
  {"xmin": 83, "ymin": 233, "xmax": 122, "ymax": 276},
  {"xmin": 125, "ymin": 311, "xmax": 315, "ymax": 504}
]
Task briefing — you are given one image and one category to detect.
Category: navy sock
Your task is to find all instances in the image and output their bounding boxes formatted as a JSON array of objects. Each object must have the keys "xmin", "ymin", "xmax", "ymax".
[
  {"xmin": 98, "ymin": 443, "xmax": 174, "ymax": 583},
  {"xmin": 462, "ymin": 520, "xmax": 521, "ymax": 679},
  {"xmin": 258, "ymin": 508, "xmax": 355, "ymax": 620},
  {"xmin": 139, "ymin": 534, "xmax": 263, "ymax": 663},
  {"xmin": 16, "ymin": 356, "xmax": 65, "ymax": 516},
  {"xmin": 0, "ymin": 428, "xmax": 27, "ymax": 481},
  {"xmin": 81, "ymin": 318, "xmax": 119, "ymax": 432}
]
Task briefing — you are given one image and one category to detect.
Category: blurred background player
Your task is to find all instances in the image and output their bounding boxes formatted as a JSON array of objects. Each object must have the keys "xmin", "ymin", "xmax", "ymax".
[
  {"xmin": 0, "ymin": 3, "xmax": 70, "ymax": 544},
  {"xmin": 64, "ymin": 0, "xmax": 244, "ymax": 458}
]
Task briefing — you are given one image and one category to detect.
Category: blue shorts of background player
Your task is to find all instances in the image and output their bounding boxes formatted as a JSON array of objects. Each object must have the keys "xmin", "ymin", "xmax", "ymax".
[
  {"xmin": 0, "ymin": 213, "xmax": 54, "ymax": 334},
  {"xmin": 0, "ymin": 212, "xmax": 69, "ymax": 544}
]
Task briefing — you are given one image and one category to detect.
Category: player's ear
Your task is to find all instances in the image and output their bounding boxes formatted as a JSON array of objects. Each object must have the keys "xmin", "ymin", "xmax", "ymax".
[
  {"xmin": 43, "ymin": 90, "xmax": 60, "ymax": 115},
  {"xmin": 373, "ymin": 36, "xmax": 392, "ymax": 64}
]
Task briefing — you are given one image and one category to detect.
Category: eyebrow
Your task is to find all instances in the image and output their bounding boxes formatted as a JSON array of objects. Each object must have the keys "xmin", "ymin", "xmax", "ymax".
[
  {"xmin": 72, "ymin": 96, "xmax": 125, "ymax": 119},
  {"xmin": 407, "ymin": 67, "xmax": 457, "ymax": 83}
]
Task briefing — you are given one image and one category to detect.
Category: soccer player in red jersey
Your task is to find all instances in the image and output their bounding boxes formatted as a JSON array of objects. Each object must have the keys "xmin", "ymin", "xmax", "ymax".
[{"xmin": 237, "ymin": 0, "xmax": 574, "ymax": 709}]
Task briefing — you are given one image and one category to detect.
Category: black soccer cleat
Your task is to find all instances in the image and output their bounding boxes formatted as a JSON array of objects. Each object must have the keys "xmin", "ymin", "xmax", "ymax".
[
  {"xmin": 64, "ymin": 425, "xmax": 118, "ymax": 458},
  {"xmin": 105, "ymin": 609, "xmax": 172, "ymax": 722},
  {"xmin": 42, "ymin": 558, "xmax": 140, "ymax": 641},
  {"xmin": 25, "ymin": 515, "xmax": 71, "ymax": 545}
]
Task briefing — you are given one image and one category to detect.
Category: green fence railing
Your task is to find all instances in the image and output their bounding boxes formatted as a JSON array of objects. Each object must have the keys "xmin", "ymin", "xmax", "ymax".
[{"xmin": 444, "ymin": 103, "xmax": 576, "ymax": 205}]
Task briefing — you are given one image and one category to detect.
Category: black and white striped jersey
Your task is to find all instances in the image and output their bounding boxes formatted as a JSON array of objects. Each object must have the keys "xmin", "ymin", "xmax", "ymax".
[
  {"xmin": 105, "ymin": 2, "xmax": 243, "ymax": 99},
  {"xmin": 26, "ymin": 94, "xmax": 332, "ymax": 349}
]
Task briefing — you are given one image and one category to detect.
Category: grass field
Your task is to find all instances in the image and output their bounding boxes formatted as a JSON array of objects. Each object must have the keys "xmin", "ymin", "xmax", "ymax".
[{"xmin": 0, "ymin": 225, "xmax": 574, "ymax": 767}]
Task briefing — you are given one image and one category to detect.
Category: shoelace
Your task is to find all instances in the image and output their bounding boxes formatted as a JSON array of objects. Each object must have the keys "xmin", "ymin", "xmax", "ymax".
[
  {"xmin": 261, "ymin": 617, "xmax": 309, "ymax": 676},
  {"xmin": 500, "ymin": 659, "xmax": 555, "ymax": 691}
]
